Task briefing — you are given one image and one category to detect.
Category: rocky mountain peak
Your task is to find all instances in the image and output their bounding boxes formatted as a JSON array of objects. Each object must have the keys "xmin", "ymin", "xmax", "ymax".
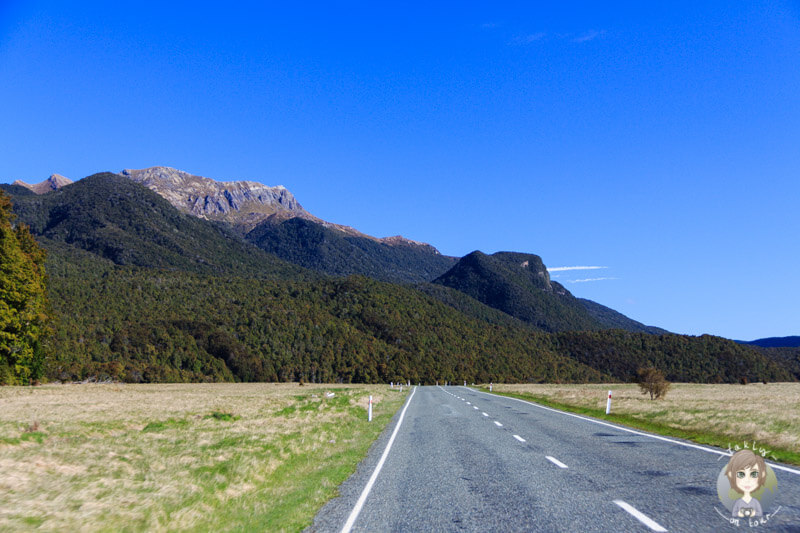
[
  {"xmin": 12, "ymin": 174, "xmax": 74, "ymax": 194},
  {"xmin": 119, "ymin": 167, "xmax": 313, "ymax": 231}
]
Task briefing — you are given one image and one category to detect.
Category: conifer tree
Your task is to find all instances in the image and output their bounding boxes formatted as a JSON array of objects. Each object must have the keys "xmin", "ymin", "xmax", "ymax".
[{"xmin": 0, "ymin": 191, "xmax": 50, "ymax": 384}]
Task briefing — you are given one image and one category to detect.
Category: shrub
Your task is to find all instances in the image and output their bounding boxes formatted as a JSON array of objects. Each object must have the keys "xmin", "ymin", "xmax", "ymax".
[{"xmin": 637, "ymin": 367, "xmax": 671, "ymax": 400}]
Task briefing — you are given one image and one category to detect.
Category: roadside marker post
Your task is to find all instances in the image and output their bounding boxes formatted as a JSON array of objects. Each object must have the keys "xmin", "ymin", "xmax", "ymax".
[
  {"xmin": 606, "ymin": 390, "xmax": 612, "ymax": 414},
  {"xmin": 368, "ymin": 395, "xmax": 373, "ymax": 422}
]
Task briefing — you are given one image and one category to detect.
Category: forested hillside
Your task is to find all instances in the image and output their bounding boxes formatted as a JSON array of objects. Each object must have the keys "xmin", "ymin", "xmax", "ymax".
[
  {"xmin": 44, "ymin": 243, "xmax": 793, "ymax": 384},
  {"xmin": 44, "ymin": 244, "xmax": 608, "ymax": 384},
  {"xmin": 3, "ymin": 176, "xmax": 796, "ymax": 385},
  {"xmin": 434, "ymin": 251, "xmax": 603, "ymax": 332},
  {"xmin": 5, "ymin": 173, "xmax": 308, "ymax": 279},
  {"xmin": 246, "ymin": 217, "xmax": 457, "ymax": 283}
]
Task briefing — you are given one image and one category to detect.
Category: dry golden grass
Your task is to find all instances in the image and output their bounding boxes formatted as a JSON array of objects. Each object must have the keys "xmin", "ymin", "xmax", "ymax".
[
  {"xmin": 0, "ymin": 383, "xmax": 407, "ymax": 532},
  {"xmin": 492, "ymin": 383, "xmax": 800, "ymax": 453}
]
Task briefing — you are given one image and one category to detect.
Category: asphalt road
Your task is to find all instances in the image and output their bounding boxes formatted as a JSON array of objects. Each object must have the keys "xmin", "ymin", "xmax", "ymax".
[{"xmin": 309, "ymin": 386, "xmax": 800, "ymax": 532}]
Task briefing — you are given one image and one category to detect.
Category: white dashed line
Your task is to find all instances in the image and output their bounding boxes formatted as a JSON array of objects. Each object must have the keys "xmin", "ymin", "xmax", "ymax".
[
  {"xmin": 482, "ymin": 412, "xmax": 488, "ymax": 417},
  {"xmin": 513, "ymin": 435, "xmax": 526, "ymax": 442},
  {"xmin": 468, "ymin": 387, "xmax": 800, "ymax": 477},
  {"xmin": 494, "ymin": 421, "xmax": 503, "ymax": 427},
  {"xmin": 613, "ymin": 500, "xmax": 667, "ymax": 532},
  {"xmin": 473, "ymin": 406, "xmax": 479, "ymax": 410},
  {"xmin": 545, "ymin": 456, "xmax": 568, "ymax": 469}
]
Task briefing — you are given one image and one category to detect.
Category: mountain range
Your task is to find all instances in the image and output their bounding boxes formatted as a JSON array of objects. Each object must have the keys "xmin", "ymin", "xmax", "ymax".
[{"xmin": 2, "ymin": 167, "xmax": 796, "ymax": 384}]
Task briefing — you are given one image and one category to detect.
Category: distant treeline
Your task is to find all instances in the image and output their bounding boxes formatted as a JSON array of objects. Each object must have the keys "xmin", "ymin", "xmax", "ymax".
[
  {"xmin": 4, "ymin": 176, "xmax": 796, "ymax": 386},
  {"xmin": 43, "ymin": 242, "xmax": 794, "ymax": 385}
]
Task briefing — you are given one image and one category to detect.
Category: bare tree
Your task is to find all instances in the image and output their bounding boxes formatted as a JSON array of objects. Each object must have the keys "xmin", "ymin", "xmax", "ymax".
[{"xmin": 637, "ymin": 367, "xmax": 670, "ymax": 400}]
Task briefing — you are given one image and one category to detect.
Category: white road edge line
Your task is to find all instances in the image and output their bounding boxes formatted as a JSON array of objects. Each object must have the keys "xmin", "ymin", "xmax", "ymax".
[
  {"xmin": 341, "ymin": 386, "xmax": 417, "ymax": 533},
  {"xmin": 613, "ymin": 500, "xmax": 667, "ymax": 532},
  {"xmin": 545, "ymin": 455, "xmax": 568, "ymax": 468},
  {"xmin": 513, "ymin": 434, "xmax": 526, "ymax": 443},
  {"xmin": 465, "ymin": 387, "xmax": 800, "ymax": 476}
]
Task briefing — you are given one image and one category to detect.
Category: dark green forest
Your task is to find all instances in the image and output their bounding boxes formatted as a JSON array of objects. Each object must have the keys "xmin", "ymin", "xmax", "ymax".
[
  {"xmin": 43, "ymin": 244, "xmax": 794, "ymax": 385},
  {"xmin": 2, "ymin": 175, "xmax": 797, "ymax": 386},
  {"xmin": 44, "ymin": 243, "xmax": 609, "ymax": 384},
  {"xmin": 246, "ymin": 216, "xmax": 457, "ymax": 283}
]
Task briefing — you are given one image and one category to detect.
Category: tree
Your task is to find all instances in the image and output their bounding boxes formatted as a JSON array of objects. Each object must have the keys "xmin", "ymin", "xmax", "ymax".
[
  {"xmin": 0, "ymin": 191, "xmax": 51, "ymax": 385},
  {"xmin": 637, "ymin": 367, "xmax": 670, "ymax": 400}
]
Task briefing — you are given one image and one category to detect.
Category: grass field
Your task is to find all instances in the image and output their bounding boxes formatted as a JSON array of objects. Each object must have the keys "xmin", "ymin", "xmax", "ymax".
[
  {"xmin": 487, "ymin": 382, "xmax": 800, "ymax": 465},
  {"xmin": 0, "ymin": 383, "xmax": 409, "ymax": 532}
]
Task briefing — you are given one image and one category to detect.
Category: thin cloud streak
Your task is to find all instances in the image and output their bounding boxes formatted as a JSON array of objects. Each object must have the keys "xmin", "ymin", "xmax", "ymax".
[
  {"xmin": 573, "ymin": 30, "xmax": 605, "ymax": 43},
  {"xmin": 547, "ymin": 266, "xmax": 607, "ymax": 272},
  {"xmin": 565, "ymin": 277, "xmax": 619, "ymax": 283},
  {"xmin": 510, "ymin": 32, "xmax": 547, "ymax": 45}
]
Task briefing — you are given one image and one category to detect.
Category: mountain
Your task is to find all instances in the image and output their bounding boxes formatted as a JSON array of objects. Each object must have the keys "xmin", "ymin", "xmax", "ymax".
[
  {"xmin": 13, "ymin": 174, "xmax": 73, "ymax": 194},
  {"xmin": 6, "ymin": 172, "xmax": 308, "ymax": 279},
  {"xmin": 737, "ymin": 336, "xmax": 800, "ymax": 348},
  {"xmin": 1, "ymin": 171, "xmax": 795, "ymax": 385},
  {"xmin": 120, "ymin": 166, "xmax": 313, "ymax": 232},
  {"xmin": 578, "ymin": 298, "xmax": 668, "ymax": 335},
  {"xmin": 245, "ymin": 216, "xmax": 457, "ymax": 283},
  {"xmin": 433, "ymin": 251, "xmax": 604, "ymax": 332}
]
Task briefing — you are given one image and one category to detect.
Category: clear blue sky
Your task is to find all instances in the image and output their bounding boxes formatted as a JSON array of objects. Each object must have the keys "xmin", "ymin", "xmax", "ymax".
[{"xmin": 2, "ymin": 1, "xmax": 799, "ymax": 340}]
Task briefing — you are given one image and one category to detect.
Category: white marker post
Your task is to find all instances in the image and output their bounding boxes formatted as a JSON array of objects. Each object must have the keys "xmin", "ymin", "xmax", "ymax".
[
  {"xmin": 606, "ymin": 390, "xmax": 612, "ymax": 414},
  {"xmin": 368, "ymin": 395, "xmax": 373, "ymax": 422},
  {"xmin": 390, "ymin": 382, "xmax": 394, "ymax": 389},
  {"xmin": 490, "ymin": 382, "xmax": 493, "ymax": 392}
]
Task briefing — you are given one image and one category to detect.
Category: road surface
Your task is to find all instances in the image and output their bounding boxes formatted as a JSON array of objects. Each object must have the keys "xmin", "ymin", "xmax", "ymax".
[{"xmin": 309, "ymin": 386, "xmax": 800, "ymax": 532}]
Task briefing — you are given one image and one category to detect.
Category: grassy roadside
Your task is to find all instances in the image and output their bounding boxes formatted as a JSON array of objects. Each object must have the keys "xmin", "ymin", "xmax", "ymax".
[
  {"xmin": 0, "ymin": 383, "xmax": 409, "ymax": 532},
  {"xmin": 477, "ymin": 383, "xmax": 800, "ymax": 467}
]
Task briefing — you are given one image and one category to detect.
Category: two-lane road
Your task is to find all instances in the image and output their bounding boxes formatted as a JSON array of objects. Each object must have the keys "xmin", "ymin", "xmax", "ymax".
[{"xmin": 310, "ymin": 386, "xmax": 800, "ymax": 532}]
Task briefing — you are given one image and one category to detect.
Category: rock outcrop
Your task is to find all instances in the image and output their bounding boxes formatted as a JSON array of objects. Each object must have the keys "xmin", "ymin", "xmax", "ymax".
[
  {"xmin": 13, "ymin": 174, "xmax": 73, "ymax": 194},
  {"xmin": 120, "ymin": 167, "xmax": 314, "ymax": 231},
  {"xmin": 119, "ymin": 167, "xmax": 441, "ymax": 251}
]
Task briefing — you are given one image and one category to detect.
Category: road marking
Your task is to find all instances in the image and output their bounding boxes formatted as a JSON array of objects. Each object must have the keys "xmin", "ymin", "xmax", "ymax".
[
  {"xmin": 513, "ymin": 435, "xmax": 526, "ymax": 442},
  {"xmin": 341, "ymin": 387, "xmax": 417, "ymax": 533},
  {"xmin": 466, "ymin": 402, "xmax": 471, "ymax": 405},
  {"xmin": 545, "ymin": 456, "xmax": 568, "ymax": 468},
  {"xmin": 613, "ymin": 500, "xmax": 667, "ymax": 532},
  {"xmin": 494, "ymin": 421, "xmax": 503, "ymax": 427},
  {"xmin": 482, "ymin": 412, "xmax": 488, "ymax": 417},
  {"xmin": 473, "ymin": 406, "xmax": 479, "ymax": 410},
  {"xmin": 465, "ymin": 387, "xmax": 800, "ymax": 476}
]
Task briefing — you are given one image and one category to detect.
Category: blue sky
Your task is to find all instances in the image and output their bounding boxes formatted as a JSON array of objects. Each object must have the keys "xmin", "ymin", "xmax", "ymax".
[{"xmin": 1, "ymin": 1, "xmax": 799, "ymax": 340}]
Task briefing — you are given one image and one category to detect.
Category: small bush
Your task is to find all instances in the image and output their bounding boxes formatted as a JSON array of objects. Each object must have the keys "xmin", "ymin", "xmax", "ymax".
[
  {"xmin": 205, "ymin": 411, "xmax": 240, "ymax": 422},
  {"xmin": 637, "ymin": 367, "xmax": 671, "ymax": 400},
  {"xmin": 740, "ymin": 376, "xmax": 749, "ymax": 385}
]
